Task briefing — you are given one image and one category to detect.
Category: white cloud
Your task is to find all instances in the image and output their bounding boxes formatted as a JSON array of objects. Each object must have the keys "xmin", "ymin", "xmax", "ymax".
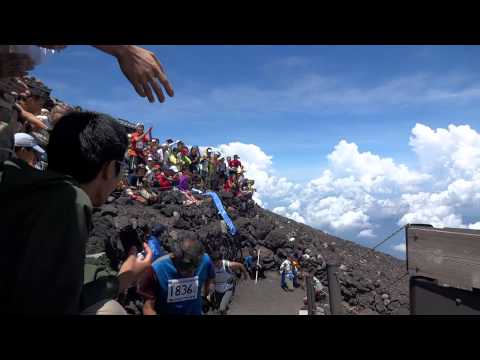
[
  {"xmin": 218, "ymin": 123, "xmax": 480, "ymax": 252},
  {"xmin": 468, "ymin": 222, "xmax": 480, "ymax": 230},
  {"xmin": 288, "ymin": 200, "xmax": 301, "ymax": 211},
  {"xmin": 393, "ymin": 243, "xmax": 407, "ymax": 253},
  {"xmin": 217, "ymin": 142, "xmax": 298, "ymax": 206},
  {"xmin": 327, "ymin": 140, "xmax": 430, "ymax": 192},
  {"xmin": 358, "ymin": 229, "xmax": 376, "ymax": 238},
  {"xmin": 272, "ymin": 207, "xmax": 306, "ymax": 224},
  {"xmin": 410, "ymin": 123, "xmax": 480, "ymax": 182}
]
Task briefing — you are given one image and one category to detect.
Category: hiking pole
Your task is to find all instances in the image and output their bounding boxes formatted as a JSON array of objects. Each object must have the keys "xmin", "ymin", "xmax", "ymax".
[{"xmin": 255, "ymin": 249, "xmax": 261, "ymax": 284}]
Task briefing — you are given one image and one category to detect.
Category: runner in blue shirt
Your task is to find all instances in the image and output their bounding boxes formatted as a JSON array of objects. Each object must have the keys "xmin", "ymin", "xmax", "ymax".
[{"xmin": 139, "ymin": 234, "xmax": 215, "ymax": 315}]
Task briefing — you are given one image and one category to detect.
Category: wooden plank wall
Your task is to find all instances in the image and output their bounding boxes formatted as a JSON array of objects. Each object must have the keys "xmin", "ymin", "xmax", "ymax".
[{"xmin": 407, "ymin": 225, "xmax": 480, "ymax": 291}]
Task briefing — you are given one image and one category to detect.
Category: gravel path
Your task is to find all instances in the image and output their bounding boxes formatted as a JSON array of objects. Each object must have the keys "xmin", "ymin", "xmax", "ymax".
[{"xmin": 227, "ymin": 271, "xmax": 306, "ymax": 315}]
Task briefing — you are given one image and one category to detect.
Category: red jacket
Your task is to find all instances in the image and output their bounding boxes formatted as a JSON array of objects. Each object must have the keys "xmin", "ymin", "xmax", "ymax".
[
  {"xmin": 155, "ymin": 173, "xmax": 172, "ymax": 188},
  {"xmin": 228, "ymin": 159, "xmax": 242, "ymax": 168},
  {"xmin": 129, "ymin": 129, "xmax": 151, "ymax": 158}
]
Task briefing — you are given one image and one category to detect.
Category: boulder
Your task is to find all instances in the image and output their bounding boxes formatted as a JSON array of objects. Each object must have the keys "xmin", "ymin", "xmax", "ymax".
[{"xmin": 264, "ymin": 229, "xmax": 288, "ymax": 251}]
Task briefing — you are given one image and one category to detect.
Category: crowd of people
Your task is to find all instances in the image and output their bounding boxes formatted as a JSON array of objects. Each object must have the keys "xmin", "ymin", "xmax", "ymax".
[
  {"xmin": 0, "ymin": 45, "xmax": 261, "ymax": 316},
  {"xmin": 121, "ymin": 122, "xmax": 256, "ymax": 206}
]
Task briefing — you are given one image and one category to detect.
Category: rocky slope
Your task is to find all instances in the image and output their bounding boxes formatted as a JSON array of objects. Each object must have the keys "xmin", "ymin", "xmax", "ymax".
[{"xmin": 86, "ymin": 190, "xmax": 409, "ymax": 315}]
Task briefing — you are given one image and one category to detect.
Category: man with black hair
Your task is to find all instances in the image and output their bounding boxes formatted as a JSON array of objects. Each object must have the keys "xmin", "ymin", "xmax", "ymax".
[
  {"xmin": 0, "ymin": 111, "xmax": 152, "ymax": 315},
  {"xmin": 139, "ymin": 232, "xmax": 216, "ymax": 315}
]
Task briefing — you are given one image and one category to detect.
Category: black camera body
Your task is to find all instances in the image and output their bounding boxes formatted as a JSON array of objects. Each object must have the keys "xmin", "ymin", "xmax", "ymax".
[{"xmin": 119, "ymin": 224, "xmax": 145, "ymax": 256}]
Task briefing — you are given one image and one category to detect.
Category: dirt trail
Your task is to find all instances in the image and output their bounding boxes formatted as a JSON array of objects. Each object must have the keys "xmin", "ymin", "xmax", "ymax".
[{"xmin": 227, "ymin": 271, "xmax": 306, "ymax": 315}]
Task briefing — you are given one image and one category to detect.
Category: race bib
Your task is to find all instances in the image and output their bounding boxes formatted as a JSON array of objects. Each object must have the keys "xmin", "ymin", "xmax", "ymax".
[
  {"xmin": 167, "ymin": 276, "xmax": 199, "ymax": 303},
  {"xmin": 136, "ymin": 141, "xmax": 145, "ymax": 150}
]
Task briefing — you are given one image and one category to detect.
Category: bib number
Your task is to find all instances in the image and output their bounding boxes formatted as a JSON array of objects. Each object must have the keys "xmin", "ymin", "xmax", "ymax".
[{"xmin": 167, "ymin": 276, "xmax": 199, "ymax": 303}]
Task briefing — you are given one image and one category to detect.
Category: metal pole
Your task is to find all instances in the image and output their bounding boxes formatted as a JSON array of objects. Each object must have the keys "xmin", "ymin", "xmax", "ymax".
[
  {"xmin": 305, "ymin": 275, "xmax": 316, "ymax": 315},
  {"xmin": 255, "ymin": 249, "xmax": 261, "ymax": 284},
  {"xmin": 327, "ymin": 264, "xmax": 344, "ymax": 315}
]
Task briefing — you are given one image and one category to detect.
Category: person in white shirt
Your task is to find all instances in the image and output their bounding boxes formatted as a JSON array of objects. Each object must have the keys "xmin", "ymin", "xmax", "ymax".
[
  {"xmin": 210, "ymin": 251, "xmax": 249, "ymax": 315},
  {"xmin": 280, "ymin": 256, "xmax": 294, "ymax": 291}
]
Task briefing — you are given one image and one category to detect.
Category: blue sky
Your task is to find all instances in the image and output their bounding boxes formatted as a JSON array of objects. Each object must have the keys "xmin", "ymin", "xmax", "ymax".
[{"xmin": 32, "ymin": 45, "xmax": 480, "ymax": 257}]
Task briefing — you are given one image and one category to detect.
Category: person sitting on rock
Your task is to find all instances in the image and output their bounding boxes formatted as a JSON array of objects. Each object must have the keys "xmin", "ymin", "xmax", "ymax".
[
  {"xmin": 13, "ymin": 132, "xmax": 45, "ymax": 168},
  {"xmin": 139, "ymin": 232, "xmax": 216, "ymax": 315},
  {"xmin": 145, "ymin": 156, "xmax": 156, "ymax": 184},
  {"xmin": 210, "ymin": 251, "xmax": 249, "ymax": 315},
  {"xmin": 0, "ymin": 111, "xmax": 153, "ymax": 315},
  {"xmin": 177, "ymin": 171, "xmax": 200, "ymax": 205},
  {"xmin": 128, "ymin": 163, "xmax": 147, "ymax": 188},
  {"xmin": 154, "ymin": 170, "xmax": 173, "ymax": 191}
]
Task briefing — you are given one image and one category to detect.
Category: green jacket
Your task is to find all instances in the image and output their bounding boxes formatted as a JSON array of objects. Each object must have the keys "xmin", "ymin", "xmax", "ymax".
[{"xmin": 0, "ymin": 158, "xmax": 93, "ymax": 314}]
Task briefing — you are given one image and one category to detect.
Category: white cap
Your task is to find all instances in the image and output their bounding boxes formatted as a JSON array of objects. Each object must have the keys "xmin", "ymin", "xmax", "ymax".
[
  {"xmin": 14, "ymin": 133, "xmax": 45, "ymax": 154},
  {"xmin": 169, "ymin": 165, "xmax": 179, "ymax": 173}
]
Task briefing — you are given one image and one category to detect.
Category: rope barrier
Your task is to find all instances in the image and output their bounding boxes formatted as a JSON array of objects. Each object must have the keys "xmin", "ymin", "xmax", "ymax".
[{"xmin": 371, "ymin": 225, "xmax": 406, "ymax": 251}]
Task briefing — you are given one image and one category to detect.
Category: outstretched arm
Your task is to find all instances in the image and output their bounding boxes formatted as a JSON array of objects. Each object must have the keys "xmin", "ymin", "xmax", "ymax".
[
  {"xmin": 229, "ymin": 262, "xmax": 249, "ymax": 280},
  {"xmin": 15, "ymin": 103, "xmax": 48, "ymax": 130},
  {"xmin": 41, "ymin": 45, "xmax": 174, "ymax": 104},
  {"xmin": 93, "ymin": 45, "xmax": 174, "ymax": 103}
]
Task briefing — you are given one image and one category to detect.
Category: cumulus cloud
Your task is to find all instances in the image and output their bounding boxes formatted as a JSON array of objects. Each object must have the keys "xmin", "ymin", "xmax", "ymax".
[
  {"xmin": 468, "ymin": 222, "xmax": 480, "ymax": 230},
  {"xmin": 217, "ymin": 142, "xmax": 298, "ymax": 206},
  {"xmin": 218, "ymin": 123, "xmax": 480, "ymax": 256},
  {"xmin": 400, "ymin": 124, "xmax": 480, "ymax": 229},
  {"xmin": 393, "ymin": 243, "xmax": 407, "ymax": 253},
  {"xmin": 272, "ymin": 207, "xmax": 306, "ymax": 224},
  {"xmin": 410, "ymin": 123, "xmax": 480, "ymax": 183},
  {"xmin": 358, "ymin": 229, "xmax": 376, "ymax": 238}
]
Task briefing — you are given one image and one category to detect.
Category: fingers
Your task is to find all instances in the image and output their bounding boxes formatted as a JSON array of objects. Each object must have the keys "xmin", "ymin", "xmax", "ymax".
[
  {"xmin": 142, "ymin": 242, "xmax": 153, "ymax": 264},
  {"xmin": 157, "ymin": 72, "xmax": 174, "ymax": 98},
  {"xmin": 148, "ymin": 79, "xmax": 165, "ymax": 103},
  {"xmin": 152, "ymin": 55, "xmax": 174, "ymax": 97},
  {"xmin": 142, "ymin": 83, "xmax": 155, "ymax": 103},
  {"xmin": 152, "ymin": 54, "xmax": 166, "ymax": 74},
  {"xmin": 131, "ymin": 79, "xmax": 146, "ymax": 98}
]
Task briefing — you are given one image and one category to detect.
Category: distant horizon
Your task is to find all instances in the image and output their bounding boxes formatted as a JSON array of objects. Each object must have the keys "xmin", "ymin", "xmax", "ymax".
[{"xmin": 32, "ymin": 45, "xmax": 480, "ymax": 259}]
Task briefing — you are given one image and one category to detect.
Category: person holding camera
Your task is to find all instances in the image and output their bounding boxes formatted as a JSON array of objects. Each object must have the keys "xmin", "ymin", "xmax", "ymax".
[{"xmin": 0, "ymin": 111, "xmax": 152, "ymax": 315}]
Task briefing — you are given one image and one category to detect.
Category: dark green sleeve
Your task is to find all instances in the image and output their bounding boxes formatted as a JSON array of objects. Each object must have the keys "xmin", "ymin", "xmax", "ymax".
[{"xmin": 12, "ymin": 184, "xmax": 90, "ymax": 314}]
